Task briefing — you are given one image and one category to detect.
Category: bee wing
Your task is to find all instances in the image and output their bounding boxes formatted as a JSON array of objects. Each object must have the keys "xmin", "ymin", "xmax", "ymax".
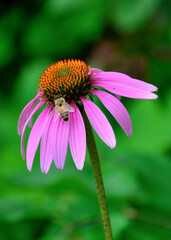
[
  {"xmin": 53, "ymin": 106, "xmax": 60, "ymax": 121},
  {"xmin": 63, "ymin": 102, "xmax": 75, "ymax": 112}
]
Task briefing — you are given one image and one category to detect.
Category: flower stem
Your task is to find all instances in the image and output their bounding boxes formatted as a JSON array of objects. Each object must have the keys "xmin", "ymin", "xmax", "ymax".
[{"xmin": 82, "ymin": 111, "xmax": 113, "ymax": 240}]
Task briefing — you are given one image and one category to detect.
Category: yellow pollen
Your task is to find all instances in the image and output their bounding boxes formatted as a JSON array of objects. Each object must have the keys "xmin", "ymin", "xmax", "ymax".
[{"xmin": 38, "ymin": 59, "xmax": 92, "ymax": 102}]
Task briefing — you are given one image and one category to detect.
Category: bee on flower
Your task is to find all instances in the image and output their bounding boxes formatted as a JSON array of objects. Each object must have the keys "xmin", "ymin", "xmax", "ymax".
[{"xmin": 53, "ymin": 95, "xmax": 74, "ymax": 122}]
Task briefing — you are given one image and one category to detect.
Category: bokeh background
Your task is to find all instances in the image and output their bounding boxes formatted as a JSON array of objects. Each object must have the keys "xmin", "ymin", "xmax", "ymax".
[{"xmin": 0, "ymin": 0, "xmax": 171, "ymax": 239}]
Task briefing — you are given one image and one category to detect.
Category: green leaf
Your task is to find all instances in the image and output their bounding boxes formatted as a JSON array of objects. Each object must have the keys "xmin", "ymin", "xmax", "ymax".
[
  {"xmin": 110, "ymin": 212, "xmax": 129, "ymax": 238},
  {"xmin": 115, "ymin": 88, "xmax": 171, "ymax": 154},
  {"xmin": 12, "ymin": 59, "xmax": 51, "ymax": 104},
  {"xmin": 23, "ymin": 0, "xmax": 105, "ymax": 57},
  {"xmin": 110, "ymin": 0, "xmax": 162, "ymax": 32}
]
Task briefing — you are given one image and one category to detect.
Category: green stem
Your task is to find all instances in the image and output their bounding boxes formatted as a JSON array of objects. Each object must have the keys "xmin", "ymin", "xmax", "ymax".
[{"xmin": 82, "ymin": 111, "xmax": 113, "ymax": 240}]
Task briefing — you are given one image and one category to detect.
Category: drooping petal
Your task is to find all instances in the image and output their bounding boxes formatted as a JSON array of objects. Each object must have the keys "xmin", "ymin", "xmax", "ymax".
[
  {"xmin": 92, "ymin": 89, "xmax": 132, "ymax": 137},
  {"xmin": 92, "ymin": 72, "xmax": 158, "ymax": 92},
  {"xmin": 115, "ymin": 94, "xmax": 121, "ymax": 100},
  {"xmin": 69, "ymin": 106, "xmax": 86, "ymax": 170},
  {"xmin": 88, "ymin": 68, "xmax": 103, "ymax": 75},
  {"xmin": 81, "ymin": 97, "xmax": 116, "ymax": 148},
  {"xmin": 26, "ymin": 104, "xmax": 53, "ymax": 171},
  {"xmin": 93, "ymin": 81, "xmax": 158, "ymax": 99},
  {"xmin": 18, "ymin": 95, "xmax": 40, "ymax": 135},
  {"xmin": 27, "ymin": 117, "xmax": 33, "ymax": 128},
  {"xmin": 40, "ymin": 109, "xmax": 54, "ymax": 174},
  {"xmin": 21, "ymin": 101, "xmax": 46, "ymax": 160},
  {"xmin": 53, "ymin": 117, "xmax": 70, "ymax": 170},
  {"xmin": 110, "ymin": 85, "xmax": 158, "ymax": 99}
]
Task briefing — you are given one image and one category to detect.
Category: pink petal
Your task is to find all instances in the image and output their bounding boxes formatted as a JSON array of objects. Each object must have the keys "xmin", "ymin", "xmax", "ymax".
[
  {"xmin": 69, "ymin": 106, "xmax": 86, "ymax": 170},
  {"xmin": 27, "ymin": 117, "xmax": 33, "ymax": 128},
  {"xmin": 92, "ymin": 72, "xmax": 158, "ymax": 92},
  {"xmin": 92, "ymin": 90, "xmax": 132, "ymax": 137},
  {"xmin": 88, "ymin": 68, "xmax": 103, "ymax": 75},
  {"xmin": 110, "ymin": 86, "xmax": 158, "ymax": 99},
  {"xmin": 53, "ymin": 117, "xmax": 70, "ymax": 170},
  {"xmin": 93, "ymin": 82, "xmax": 158, "ymax": 99},
  {"xmin": 40, "ymin": 109, "xmax": 54, "ymax": 174},
  {"xmin": 21, "ymin": 101, "xmax": 45, "ymax": 160},
  {"xmin": 81, "ymin": 97, "xmax": 116, "ymax": 148},
  {"xmin": 115, "ymin": 94, "xmax": 121, "ymax": 100},
  {"xmin": 26, "ymin": 104, "xmax": 53, "ymax": 171},
  {"xmin": 18, "ymin": 95, "xmax": 40, "ymax": 135}
]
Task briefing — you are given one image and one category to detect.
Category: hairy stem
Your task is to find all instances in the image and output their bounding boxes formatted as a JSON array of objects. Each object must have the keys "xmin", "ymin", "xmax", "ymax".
[{"xmin": 82, "ymin": 111, "xmax": 113, "ymax": 240}]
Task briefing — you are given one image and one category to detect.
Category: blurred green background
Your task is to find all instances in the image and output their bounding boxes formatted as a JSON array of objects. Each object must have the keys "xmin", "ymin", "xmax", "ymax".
[{"xmin": 0, "ymin": 0, "xmax": 171, "ymax": 239}]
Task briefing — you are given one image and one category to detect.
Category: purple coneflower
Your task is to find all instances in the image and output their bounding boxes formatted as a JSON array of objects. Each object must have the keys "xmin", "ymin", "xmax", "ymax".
[{"xmin": 18, "ymin": 59, "xmax": 157, "ymax": 173}]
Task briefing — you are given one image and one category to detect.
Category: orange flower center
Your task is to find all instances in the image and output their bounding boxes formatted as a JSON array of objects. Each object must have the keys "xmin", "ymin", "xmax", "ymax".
[{"xmin": 38, "ymin": 59, "xmax": 92, "ymax": 102}]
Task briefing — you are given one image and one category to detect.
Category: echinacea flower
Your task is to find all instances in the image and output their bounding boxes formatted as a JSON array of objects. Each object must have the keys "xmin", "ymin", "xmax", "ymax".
[{"xmin": 18, "ymin": 59, "xmax": 158, "ymax": 173}]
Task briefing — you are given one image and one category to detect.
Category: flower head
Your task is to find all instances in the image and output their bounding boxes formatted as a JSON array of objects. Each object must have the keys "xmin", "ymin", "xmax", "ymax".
[
  {"xmin": 38, "ymin": 59, "xmax": 92, "ymax": 103},
  {"xmin": 18, "ymin": 59, "xmax": 158, "ymax": 173}
]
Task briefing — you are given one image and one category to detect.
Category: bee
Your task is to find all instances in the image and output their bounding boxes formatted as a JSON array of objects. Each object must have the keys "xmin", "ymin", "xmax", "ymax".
[{"xmin": 53, "ymin": 95, "xmax": 74, "ymax": 121}]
